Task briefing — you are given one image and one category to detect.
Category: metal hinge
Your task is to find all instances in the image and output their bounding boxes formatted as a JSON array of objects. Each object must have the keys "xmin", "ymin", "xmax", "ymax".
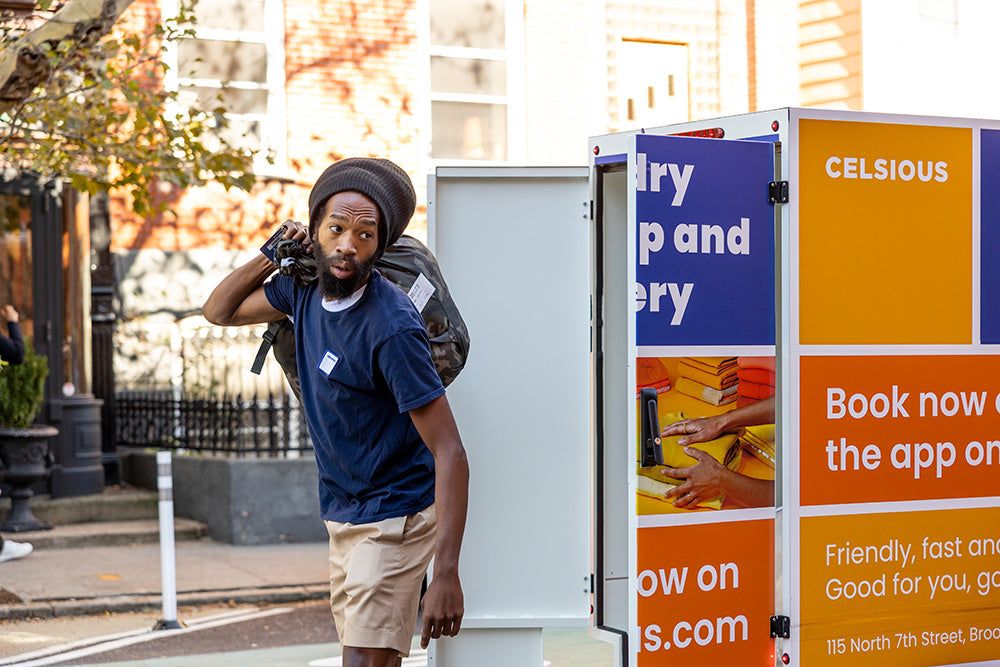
[
  {"xmin": 770, "ymin": 615, "xmax": 791, "ymax": 638},
  {"xmin": 768, "ymin": 181, "xmax": 789, "ymax": 204}
]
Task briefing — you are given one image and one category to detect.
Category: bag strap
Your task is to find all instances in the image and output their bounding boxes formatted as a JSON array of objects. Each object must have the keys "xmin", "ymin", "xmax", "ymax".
[{"xmin": 250, "ymin": 320, "xmax": 282, "ymax": 375}]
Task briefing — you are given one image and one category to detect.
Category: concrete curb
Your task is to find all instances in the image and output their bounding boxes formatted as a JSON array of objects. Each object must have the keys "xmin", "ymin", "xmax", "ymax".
[
  {"xmin": 8, "ymin": 518, "xmax": 208, "ymax": 549},
  {"xmin": 0, "ymin": 488, "xmax": 159, "ymax": 526},
  {"xmin": 0, "ymin": 584, "xmax": 329, "ymax": 621}
]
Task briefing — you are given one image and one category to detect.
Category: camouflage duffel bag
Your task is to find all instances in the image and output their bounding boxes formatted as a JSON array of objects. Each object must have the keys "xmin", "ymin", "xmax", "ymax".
[{"xmin": 375, "ymin": 235, "xmax": 470, "ymax": 387}]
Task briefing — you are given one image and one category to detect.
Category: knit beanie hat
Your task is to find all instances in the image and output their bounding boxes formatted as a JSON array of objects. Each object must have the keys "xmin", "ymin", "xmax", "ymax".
[{"xmin": 308, "ymin": 157, "xmax": 416, "ymax": 257}]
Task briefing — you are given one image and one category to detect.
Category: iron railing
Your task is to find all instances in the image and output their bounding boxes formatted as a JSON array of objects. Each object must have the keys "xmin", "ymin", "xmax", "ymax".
[{"xmin": 115, "ymin": 321, "xmax": 311, "ymax": 457}]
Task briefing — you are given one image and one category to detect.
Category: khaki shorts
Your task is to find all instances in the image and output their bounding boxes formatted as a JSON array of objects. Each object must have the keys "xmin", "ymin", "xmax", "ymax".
[{"xmin": 326, "ymin": 504, "xmax": 437, "ymax": 656}]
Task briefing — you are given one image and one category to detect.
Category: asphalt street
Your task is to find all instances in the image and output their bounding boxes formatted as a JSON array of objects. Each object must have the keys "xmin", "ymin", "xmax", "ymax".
[{"xmin": 0, "ymin": 600, "xmax": 614, "ymax": 666}]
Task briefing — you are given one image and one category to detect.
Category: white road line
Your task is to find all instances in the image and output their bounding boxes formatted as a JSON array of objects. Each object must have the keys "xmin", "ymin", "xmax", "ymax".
[
  {"xmin": 0, "ymin": 606, "xmax": 294, "ymax": 666},
  {"xmin": 0, "ymin": 628, "xmax": 152, "ymax": 666}
]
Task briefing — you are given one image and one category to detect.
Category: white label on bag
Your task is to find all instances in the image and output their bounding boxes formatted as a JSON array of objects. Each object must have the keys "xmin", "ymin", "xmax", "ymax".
[{"xmin": 407, "ymin": 273, "xmax": 435, "ymax": 313}]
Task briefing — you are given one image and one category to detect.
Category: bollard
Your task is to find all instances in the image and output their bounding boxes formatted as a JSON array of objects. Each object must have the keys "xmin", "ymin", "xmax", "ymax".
[{"xmin": 153, "ymin": 450, "xmax": 185, "ymax": 630}]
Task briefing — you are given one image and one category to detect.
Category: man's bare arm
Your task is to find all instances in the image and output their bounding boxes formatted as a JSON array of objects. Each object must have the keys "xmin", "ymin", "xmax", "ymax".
[
  {"xmin": 203, "ymin": 221, "xmax": 310, "ymax": 326},
  {"xmin": 203, "ymin": 254, "xmax": 284, "ymax": 326},
  {"xmin": 661, "ymin": 395, "xmax": 776, "ymax": 446},
  {"xmin": 662, "ymin": 447, "xmax": 774, "ymax": 508},
  {"xmin": 408, "ymin": 394, "xmax": 469, "ymax": 649}
]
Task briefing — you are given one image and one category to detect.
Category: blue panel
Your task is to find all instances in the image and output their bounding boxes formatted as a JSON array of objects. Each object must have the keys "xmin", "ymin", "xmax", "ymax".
[
  {"xmin": 634, "ymin": 134, "xmax": 775, "ymax": 346},
  {"xmin": 595, "ymin": 153, "xmax": 627, "ymax": 165},
  {"xmin": 981, "ymin": 129, "xmax": 1000, "ymax": 343}
]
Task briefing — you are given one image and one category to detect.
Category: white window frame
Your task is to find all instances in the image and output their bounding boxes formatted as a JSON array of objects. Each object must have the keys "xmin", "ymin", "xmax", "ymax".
[
  {"xmin": 422, "ymin": 0, "xmax": 525, "ymax": 167},
  {"xmin": 160, "ymin": 0, "xmax": 287, "ymax": 174}
]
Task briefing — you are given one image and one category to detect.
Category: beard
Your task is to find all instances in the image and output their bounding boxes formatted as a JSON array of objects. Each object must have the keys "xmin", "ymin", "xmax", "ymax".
[{"xmin": 314, "ymin": 245, "xmax": 377, "ymax": 300}]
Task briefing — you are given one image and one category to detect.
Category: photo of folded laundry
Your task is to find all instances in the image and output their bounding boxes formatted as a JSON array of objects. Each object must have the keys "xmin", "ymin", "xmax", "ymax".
[{"xmin": 635, "ymin": 356, "xmax": 776, "ymax": 514}]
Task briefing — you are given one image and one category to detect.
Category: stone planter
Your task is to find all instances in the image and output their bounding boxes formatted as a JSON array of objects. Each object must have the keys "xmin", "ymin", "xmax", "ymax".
[
  {"xmin": 0, "ymin": 424, "xmax": 58, "ymax": 532},
  {"xmin": 118, "ymin": 448, "xmax": 326, "ymax": 545}
]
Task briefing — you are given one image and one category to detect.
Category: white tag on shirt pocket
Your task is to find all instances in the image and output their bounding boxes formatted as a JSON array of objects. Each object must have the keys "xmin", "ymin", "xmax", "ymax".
[{"xmin": 318, "ymin": 350, "xmax": 340, "ymax": 376}]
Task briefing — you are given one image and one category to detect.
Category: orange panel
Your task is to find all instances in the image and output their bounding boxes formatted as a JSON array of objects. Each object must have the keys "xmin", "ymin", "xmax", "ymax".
[
  {"xmin": 800, "ymin": 508, "xmax": 1000, "ymax": 666},
  {"xmin": 637, "ymin": 519, "xmax": 775, "ymax": 665},
  {"xmin": 800, "ymin": 354, "xmax": 1000, "ymax": 505},
  {"xmin": 798, "ymin": 119, "xmax": 972, "ymax": 344}
]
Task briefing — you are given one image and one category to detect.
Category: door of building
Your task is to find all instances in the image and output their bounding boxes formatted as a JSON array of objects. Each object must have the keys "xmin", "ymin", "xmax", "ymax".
[{"xmin": 0, "ymin": 174, "xmax": 105, "ymax": 497}]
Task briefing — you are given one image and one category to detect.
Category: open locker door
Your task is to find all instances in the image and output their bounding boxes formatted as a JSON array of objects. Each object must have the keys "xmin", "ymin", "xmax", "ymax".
[
  {"xmin": 426, "ymin": 167, "xmax": 591, "ymax": 666},
  {"xmin": 589, "ymin": 115, "xmax": 786, "ymax": 667}
]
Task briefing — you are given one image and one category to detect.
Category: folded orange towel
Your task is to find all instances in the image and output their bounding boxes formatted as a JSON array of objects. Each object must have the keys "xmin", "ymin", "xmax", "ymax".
[
  {"xmin": 637, "ymin": 357, "xmax": 670, "ymax": 387},
  {"xmin": 737, "ymin": 367, "xmax": 775, "ymax": 385},
  {"xmin": 684, "ymin": 356, "xmax": 737, "ymax": 374},
  {"xmin": 738, "ymin": 379, "xmax": 776, "ymax": 400},
  {"xmin": 679, "ymin": 361, "xmax": 738, "ymax": 390},
  {"xmin": 737, "ymin": 356, "xmax": 775, "ymax": 372}
]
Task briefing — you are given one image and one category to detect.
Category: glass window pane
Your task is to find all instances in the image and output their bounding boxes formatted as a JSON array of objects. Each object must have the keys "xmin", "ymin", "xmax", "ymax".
[
  {"xmin": 919, "ymin": 0, "xmax": 958, "ymax": 35},
  {"xmin": 431, "ymin": 56, "xmax": 506, "ymax": 95},
  {"xmin": 430, "ymin": 0, "xmax": 504, "ymax": 49},
  {"xmin": 919, "ymin": 0, "xmax": 957, "ymax": 23},
  {"xmin": 193, "ymin": 0, "xmax": 265, "ymax": 31},
  {"xmin": 213, "ymin": 118, "xmax": 263, "ymax": 153},
  {"xmin": 178, "ymin": 39, "xmax": 267, "ymax": 83},
  {"xmin": 0, "ymin": 193, "xmax": 34, "ymax": 341},
  {"xmin": 431, "ymin": 101, "xmax": 507, "ymax": 160},
  {"xmin": 618, "ymin": 40, "xmax": 689, "ymax": 127},
  {"xmin": 180, "ymin": 85, "xmax": 268, "ymax": 115}
]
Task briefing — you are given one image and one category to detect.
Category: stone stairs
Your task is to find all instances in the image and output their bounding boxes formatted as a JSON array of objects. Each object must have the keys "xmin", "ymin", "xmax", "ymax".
[{"xmin": 0, "ymin": 486, "xmax": 207, "ymax": 549}]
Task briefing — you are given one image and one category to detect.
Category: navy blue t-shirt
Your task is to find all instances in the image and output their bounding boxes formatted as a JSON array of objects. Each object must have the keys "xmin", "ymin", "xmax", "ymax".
[{"xmin": 264, "ymin": 270, "xmax": 444, "ymax": 523}]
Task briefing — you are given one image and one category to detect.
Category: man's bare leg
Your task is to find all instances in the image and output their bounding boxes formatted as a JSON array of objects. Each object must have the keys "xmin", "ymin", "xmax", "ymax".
[{"xmin": 342, "ymin": 646, "xmax": 402, "ymax": 667}]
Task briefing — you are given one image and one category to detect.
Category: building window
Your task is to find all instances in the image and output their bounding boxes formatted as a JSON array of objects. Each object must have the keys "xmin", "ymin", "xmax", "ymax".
[
  {"xmin": 617, "ymin": 39, "xmax": 689, "ymax": 130},
  {"xmin": 0, "ymin": 193, "xmax": 33, "ymax": 343},
  {"xmin": 163, "ymin": 0, "xmax": 286, "ymax": 171},
  {"xmin": 428, "ymin": 0, "xmax": 521, "ymax": 162},
  {"xmin": 919, "ymin": 0, "xmax": 958, "ymax": 36}
]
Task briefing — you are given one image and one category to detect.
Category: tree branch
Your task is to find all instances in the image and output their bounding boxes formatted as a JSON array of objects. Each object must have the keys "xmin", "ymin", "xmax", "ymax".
[{"xmin": 0, "ymin": 0, "xmax": 135, "ymax": 111}]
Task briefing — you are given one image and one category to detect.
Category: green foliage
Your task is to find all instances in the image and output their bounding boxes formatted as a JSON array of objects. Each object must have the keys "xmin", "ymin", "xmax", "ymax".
[
  {"xmin": 0, "ymin": 0, "xmax": 266, "ymax": 217},
  {"xmin": 0, "ymin": 338, "xmax": 49, "ymax": 429}
]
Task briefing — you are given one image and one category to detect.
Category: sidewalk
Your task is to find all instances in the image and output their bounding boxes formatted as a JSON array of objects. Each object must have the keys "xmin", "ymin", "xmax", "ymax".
[
  {"xmin": 0, "ymin": 537, "xmax": 616, "ymax": 666},
  {"xmin": 0, "ymin": 536, "xmax": 330, "ymax": 620}
]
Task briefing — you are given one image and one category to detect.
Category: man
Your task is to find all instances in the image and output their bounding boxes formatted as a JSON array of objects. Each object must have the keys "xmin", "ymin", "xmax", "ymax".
[
  {"xmin": 0, "ymin": 304, "xmax": 34, "ymax": 563},
  {"xmin": 203, "ymin": 158, "xmax": 468, "ymax": 666}
]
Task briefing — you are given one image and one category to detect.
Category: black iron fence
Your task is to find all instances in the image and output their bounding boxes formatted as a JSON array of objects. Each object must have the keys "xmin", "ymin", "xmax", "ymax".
[{"xmin": 115, "ymin": 322, "xmax": 311, "ymax": 457}]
